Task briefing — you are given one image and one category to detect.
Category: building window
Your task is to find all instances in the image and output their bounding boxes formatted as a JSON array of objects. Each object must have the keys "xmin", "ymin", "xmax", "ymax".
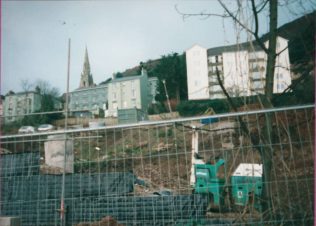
[
  {"xmin": 276, "ymin": 73, "xmax": 283, "ymax": 79},
  {"xmin": 277, "ymin": 84, "xmax": 285, "ymax": 90},
  {"xmin": 210, "ymin": 56, "xmax": 216, "ymax": 63},
  {"xmin": 113, "ymin": 92, "xmax": 116, "ymax": 99},
  {"xmin": 132, "ymin": 89, "xmax": 136, "ymax": 97},
  {"xmin": 252, "ymin": 72, "xmax": 261, "ymax": 80}
]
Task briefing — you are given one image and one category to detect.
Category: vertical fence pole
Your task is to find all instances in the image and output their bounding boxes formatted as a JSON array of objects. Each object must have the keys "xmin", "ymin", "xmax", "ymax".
[{"xmin": 60, "ymin": 38, "xmax": 71, "ymax": 226}]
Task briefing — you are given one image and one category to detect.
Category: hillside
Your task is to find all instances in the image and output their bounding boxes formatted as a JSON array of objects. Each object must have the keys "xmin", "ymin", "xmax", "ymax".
[{"xmin": 278, "ymin": 11, "xmax": 315, "ymax": 64}]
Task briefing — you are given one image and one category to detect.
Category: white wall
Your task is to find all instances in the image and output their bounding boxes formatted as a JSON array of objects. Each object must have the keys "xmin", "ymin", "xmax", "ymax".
[
  {"xmin": 186, "ymin": 36, "xmax": 291, "ymax": 100},
  {"xmin": 273, "ymin": 36, "xmax": 291, "ymax": 93},
  {"xmin": 186, "ymin": 45, "xmax": 209, "ymax": 100},
  {"xmin": 108, "ymin": 79, "xmax": 142, "ymax": 117},
  {"xmin": 222, "ymin": 51, "xmax": 249, "ymax": 97}
]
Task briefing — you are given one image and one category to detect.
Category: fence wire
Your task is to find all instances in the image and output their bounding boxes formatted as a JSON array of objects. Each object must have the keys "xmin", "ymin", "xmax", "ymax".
[{"xmin": 0, "ymin": 105, "xmax": 314, "ymax": 226}]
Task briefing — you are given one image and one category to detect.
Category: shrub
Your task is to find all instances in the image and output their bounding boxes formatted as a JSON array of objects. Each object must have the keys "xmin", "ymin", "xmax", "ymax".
[{"xmin": 176, "ymin": 99, "xmax": 230, "ymax": 117}]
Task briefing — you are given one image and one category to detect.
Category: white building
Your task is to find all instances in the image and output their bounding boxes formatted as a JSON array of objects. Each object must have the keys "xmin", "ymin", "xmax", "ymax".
[
  {"xmin": 108, "ymin": 69, "xmax": 153, "ymax": 117},
  {"xmin": 3, "ymin": 91, "xmax": 42, "ymax": 123},
  {"xmin": 186, "ymin": 36, "xmax": 291, "ymax": 100}
]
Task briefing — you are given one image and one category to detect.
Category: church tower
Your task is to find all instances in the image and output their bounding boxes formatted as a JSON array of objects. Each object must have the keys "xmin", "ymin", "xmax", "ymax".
[{"xmin": 79, "ymin": 47, "xmax": 94, "ymax": 88}]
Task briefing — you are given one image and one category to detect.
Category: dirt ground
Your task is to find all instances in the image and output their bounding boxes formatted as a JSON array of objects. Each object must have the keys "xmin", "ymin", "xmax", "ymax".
[{"xmin": 75, "ymin": 216, "xmax": 124, "ymax": 226}]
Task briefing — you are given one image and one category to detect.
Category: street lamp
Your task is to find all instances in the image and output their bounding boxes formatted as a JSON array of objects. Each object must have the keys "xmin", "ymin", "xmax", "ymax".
[{"xmin": 162, "ymin": 79, "xmax": 172, "ymax": 113}]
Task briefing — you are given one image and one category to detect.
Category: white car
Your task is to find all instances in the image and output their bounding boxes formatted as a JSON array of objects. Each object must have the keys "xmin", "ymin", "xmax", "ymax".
[
  {"xmin": 18, "ymin": 126, "xmax": 35, "ymax": 134},
  {"xmin": 37, "ymin": 124, "xmax": 55, "ymax": 132}
]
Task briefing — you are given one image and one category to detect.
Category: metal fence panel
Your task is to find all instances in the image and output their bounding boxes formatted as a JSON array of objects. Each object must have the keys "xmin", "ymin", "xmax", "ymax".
[{"xmin": 0, "ymin": 105, "xmax": 314, "ymax": 225}]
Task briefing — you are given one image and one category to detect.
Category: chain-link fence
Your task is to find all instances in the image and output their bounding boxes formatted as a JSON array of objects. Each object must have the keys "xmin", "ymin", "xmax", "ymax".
[{"xmin": 0, "ymin": 104, "xmax": 314, "ymax": 226}]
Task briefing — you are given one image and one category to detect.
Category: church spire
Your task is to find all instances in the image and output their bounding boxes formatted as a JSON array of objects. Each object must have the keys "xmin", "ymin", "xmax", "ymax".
[{"xmin": 79, "ymin": 46, "xmax": 94, "ymax": 88}]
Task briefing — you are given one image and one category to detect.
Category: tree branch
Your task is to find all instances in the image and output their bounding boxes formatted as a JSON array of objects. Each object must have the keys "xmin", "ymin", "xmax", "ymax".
[
  {"xmin": 257, "ymin": 0, "xmax": 269, "ymax": 13},
  {"xmin": 174, "ymin": 4, "xmax": 229, "ymax": 20},
  {"xmin": 215, "ymin": 65, "xmax": 250, "ymax": 135},
  {"xmin": 276, "ymin": 45, "xmax": 289, "ymax": 56},
  {"xmin": 218, "ymin": 0, "xmax": 255, "ymax": 36},
  {"xmin": 250, "ymin": 0, "xmax": 269, "ymax": 53}
]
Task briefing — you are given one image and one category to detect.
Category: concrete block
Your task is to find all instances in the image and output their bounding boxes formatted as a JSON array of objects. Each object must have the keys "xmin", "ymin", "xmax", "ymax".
[
  {"xmin": 0, "ymin": 217, "xmax": 21, "ymax": 226},
  {"xmin": 44, "ymin": 134, "xmax": 74, "ymax": 173}
]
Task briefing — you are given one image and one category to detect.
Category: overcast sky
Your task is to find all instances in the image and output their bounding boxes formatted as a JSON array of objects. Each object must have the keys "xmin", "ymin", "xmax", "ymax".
[{"xmin": 1, "ymin": 0, "xmax": 312, "ymax": 95}]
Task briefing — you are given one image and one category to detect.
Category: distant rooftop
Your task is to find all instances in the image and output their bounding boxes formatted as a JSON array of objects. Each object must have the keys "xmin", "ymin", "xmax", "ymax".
[
  {"xmin": 72, "ymin": 83, "xmax": 109, "ymax": 93},
  {"xmin": 5, "ymin": 90, "xmax": 39, "ymax": 96},
  {"xmin": 207, "ymin": 34, "xmax": 288, "ymax": 56},
  {"xmin": 207, "ymin": 41, "xmax": 262, "ymax": 56}
]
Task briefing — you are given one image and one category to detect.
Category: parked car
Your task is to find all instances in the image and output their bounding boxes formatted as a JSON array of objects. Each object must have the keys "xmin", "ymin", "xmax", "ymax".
[
  {"xmin": 88, "ymin": 122, "xmax": 105, "ymax": 128},
  {"xmin": 37, "ymin": 124, "xmax": 55, "ymax": 132},
  {"xmin": 18, "ymin": 126, "xmax": 36, "ymax": 134}
]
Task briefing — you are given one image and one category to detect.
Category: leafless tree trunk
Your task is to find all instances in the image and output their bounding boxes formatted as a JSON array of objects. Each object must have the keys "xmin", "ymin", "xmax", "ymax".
[
  {"xmin": 260, "ymin": 0, "xmax": 277, "ymax": 220},
  {"xmin": 219, "ymin": 0, "xmax": 278, "ymax": 219},
  {"xmin": 177, "ymin": 0, "xmax": 280, "ymax": 220}
]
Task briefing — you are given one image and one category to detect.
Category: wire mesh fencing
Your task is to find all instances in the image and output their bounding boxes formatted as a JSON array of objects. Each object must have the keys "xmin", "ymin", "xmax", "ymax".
[{"xmin": 0, "ymin": 104, "xmax": 314, "ymax": 226}]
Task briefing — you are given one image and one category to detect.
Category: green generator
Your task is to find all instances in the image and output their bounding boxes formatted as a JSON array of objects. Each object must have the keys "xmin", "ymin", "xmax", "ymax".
[
  {"xmin": 231, "ymin": 163, "xmax": 263, "ymax": 210},
  {"xmin": 194, "ymin": 159, "xmax": 225, "ymax": 206}
]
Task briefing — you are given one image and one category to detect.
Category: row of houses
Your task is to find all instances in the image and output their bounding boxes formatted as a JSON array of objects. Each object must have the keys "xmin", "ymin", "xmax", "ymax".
[
  {"xmin": 68, "ymin": 48, "xmax": 158, "ymax": 119},
  {"xmin": 2, "ymin": 36, "xmax": 292, "ymax": 123},
  {"xmin": 2, "ymin": 48, "xmax": 159, "ymax": 123},
  {"xmin": 2, "ymin": 90, "xmax": 63, "ymax": 123}
]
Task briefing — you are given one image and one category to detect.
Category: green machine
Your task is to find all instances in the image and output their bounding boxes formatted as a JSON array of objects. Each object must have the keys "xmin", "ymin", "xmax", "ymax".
[
  {"xmin": 194, "ymin": 159, "xmax": 226, "ymax": 206},
  {"xmin": 194, "ymin": 160, "xmax": 263, "ymax": 210},
  {"xmin": 231, "ymin": 163, "xmax": 263, "ymax": 210}
]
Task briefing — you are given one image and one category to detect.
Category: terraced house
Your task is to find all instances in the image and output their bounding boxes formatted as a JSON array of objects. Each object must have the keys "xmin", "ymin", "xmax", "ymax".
[
  {"xmin": 69, "ymin": 48, "xmax": 108, "ymax": 118},
  {"xmin": 186, "ymin": 36, "xmax": 291, "ymax": 100},
  {"xmin": 3, "ymin": 91, "xmax": 41, "ymax": 123},
  {"xmin": 107, "ymin": 68, "xmax": 151, "ymax": 117},
  {"xmin": 69, "ymin": 48, "xmax": 158, "ymax": 118}
]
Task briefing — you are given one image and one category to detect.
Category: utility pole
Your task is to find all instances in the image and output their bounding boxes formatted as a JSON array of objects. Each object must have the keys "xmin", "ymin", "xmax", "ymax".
[
  {"xmin": 60, "ymin": 38, "xmax": 71, "ymax": 226},
  {"xmin": 162, "ymin": 79, "xmax": 172, "ymax": 113}
]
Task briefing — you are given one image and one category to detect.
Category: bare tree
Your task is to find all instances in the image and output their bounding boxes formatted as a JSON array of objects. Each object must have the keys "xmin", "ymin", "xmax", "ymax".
[
  {"xmin": 20, "ymin": 79, "xmax": 34, "ymax": 93},
  {"xmin": 176, "ymin": 0, "xmax": 314, "ymax": 221},
  {"xmin": 35, "ymin": 79, "xmax": 60, "ymax": 97}
]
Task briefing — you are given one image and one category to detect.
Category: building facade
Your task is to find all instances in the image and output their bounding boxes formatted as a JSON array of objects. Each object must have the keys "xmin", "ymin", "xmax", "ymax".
[
  {"xmin": 0, "ymin": 96, "xmax": 4, "ymax": 119},
  {"xmin": 107, "ymin": 69, "xmax": 149, "ymax": 117},
  {"xmin": 186, "ymin": 36, "xmax": 291, "ymax": 100},
  {"xmin": 69, "ymin": 48, "xmax": 158, "ymax": 118},
  {"xmin": 69, "ymin": 84, "xmax": 109, "ymax": 117},
  {"xmin": 148, "ymin": 77, "xmax": 158, "ymax": 105},
  {"xmin": 3, "ymin": 91, "xmax": 42, "ymax": 123},
  {"xmin": 69, "ymin": 47, "xmax": 109, "ymax": 118}
]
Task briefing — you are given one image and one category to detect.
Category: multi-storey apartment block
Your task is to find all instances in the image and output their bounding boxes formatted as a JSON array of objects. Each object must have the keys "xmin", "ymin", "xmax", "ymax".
[{"xmin": 186, "ymin": 36, "xmax": 291, "ymax": 100}]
